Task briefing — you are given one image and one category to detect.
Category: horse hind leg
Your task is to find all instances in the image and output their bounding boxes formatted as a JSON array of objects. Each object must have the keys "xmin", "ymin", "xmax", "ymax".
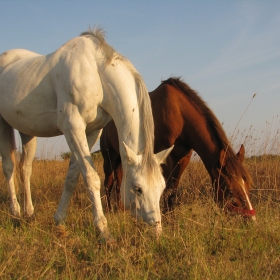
[
  {"xmin": 0, "ymin": 116, "xmax": 21, "ymax": 217},
  {"xmin": 102, "ymin": 147, "xmax": 123, "ymax": 212},
  {"xmin": 115, "ymin": 158, "xmax": 124, "ymax": 210},
  {"xmin": 19, "ymin": 133, "xmax": 36, "ymax": 217},
  {"xmin": 104, "ymin": 172, "xmax": 114, "ymax": 212}
]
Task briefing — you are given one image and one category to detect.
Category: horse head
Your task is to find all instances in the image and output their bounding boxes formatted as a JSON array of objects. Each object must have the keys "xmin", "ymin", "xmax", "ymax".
[
  {"xmin": 121, "ymin": 142, "xmax": 173, "ymax": 235},
  {"xmin": 212, "ymin": 145, "xmax": 256, "ymax": 221}
]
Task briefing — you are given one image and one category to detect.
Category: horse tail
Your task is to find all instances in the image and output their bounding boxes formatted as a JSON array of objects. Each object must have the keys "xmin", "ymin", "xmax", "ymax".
[{"xmin": 8, "ymin": 125, "xmax": 19, "ymax": 194}]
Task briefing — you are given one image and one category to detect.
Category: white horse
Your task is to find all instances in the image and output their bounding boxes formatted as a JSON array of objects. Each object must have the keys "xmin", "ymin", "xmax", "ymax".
[{"xmin": 0, "ymin": 27, "xmax": 173, "ymax": 240}]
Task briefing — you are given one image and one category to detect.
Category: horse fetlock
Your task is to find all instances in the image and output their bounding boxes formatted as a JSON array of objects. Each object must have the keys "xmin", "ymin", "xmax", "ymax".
[
  {"xmin": 156, "ymin": 225, "xmax": 162, "ymax": 237},
  {"xmin": 94, "ymin": 216, "xmax": 112, "ymax": 238},
  {"xmin": 94, "ymin": 216, "xmax": 108, "ymax": 229},
  {"xmin": 10, "ymin": 200, "xmax": 21, "ymax": 217},
  {"xmin": 154, "ymin": 220, "xmax": 162, "ymax": 236},
  {"xmin": 25, "ymin": 204, "xmax": 34, "ymax": 217},
  {"xmin": 54, "ymin": 211, "xmax": 66, "ymax": 225}
]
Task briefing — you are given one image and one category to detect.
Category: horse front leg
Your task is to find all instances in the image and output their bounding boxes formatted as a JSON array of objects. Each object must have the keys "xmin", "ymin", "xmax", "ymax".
[
  {"xmin": 54, "ymin": 127, "xmax": 111, "ymax": 240},
  {"xmin": 54, "ymin": 129, "xmax": 102, "ymax": 220},
  {"xmin": 163, "ymin": 150, "xmax": 193, "ymax": 212},
  {"xmin": 19, "ymin": 133, "xmax": 36, "ymax": 217}
]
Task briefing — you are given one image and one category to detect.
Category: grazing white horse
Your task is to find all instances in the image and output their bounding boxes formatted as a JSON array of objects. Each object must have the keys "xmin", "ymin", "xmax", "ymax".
[{"xmin": 0, "ymin": 27, "xmax": 173, "ymax": 240}]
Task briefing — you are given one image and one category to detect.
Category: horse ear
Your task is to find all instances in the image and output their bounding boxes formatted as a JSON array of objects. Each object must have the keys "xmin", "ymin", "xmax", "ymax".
[
  {"xmin": 219, "ymin": 149, "xmax": 227, "ymax": 167},
  {"xmin": 155, "ymin": 145, "xmax": 174, "ymax": 165},
  {"xmin": 122, "ymin": 142, "xmax": 139, "ymax": 165},
  {"xmin": 236, "ymin": 144, "xmax": 245, "ymax": 163}
]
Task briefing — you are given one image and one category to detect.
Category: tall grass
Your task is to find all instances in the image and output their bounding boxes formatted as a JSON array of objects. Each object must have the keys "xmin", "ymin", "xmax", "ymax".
[{"xmin": 0, "ymin": 126, "xmax": 279, "ymax": 279}]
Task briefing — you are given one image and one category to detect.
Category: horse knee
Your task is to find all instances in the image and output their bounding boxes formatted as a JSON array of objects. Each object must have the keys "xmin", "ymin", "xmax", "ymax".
[
  {"xmin": 64, "ymin": 168, "xmax": 80, "ymax": 192},
  {"xmin": 2, "ymin": 157, "xmax": 15, "ymax": 180},
  {"xmin": 65, "ymin": 175, "xmax": 79, "ymax": 192}
]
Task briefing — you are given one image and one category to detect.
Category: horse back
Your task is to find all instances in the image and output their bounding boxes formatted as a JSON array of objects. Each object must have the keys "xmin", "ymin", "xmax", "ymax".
[{"xmin": 0, "ymin": 49, "xmax": 41, "ymax": 73}]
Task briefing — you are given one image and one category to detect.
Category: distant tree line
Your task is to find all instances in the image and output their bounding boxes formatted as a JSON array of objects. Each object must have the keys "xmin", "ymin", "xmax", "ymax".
[
  {"xmin": 247, "ymin": 154, "xmax": 280, "ymax": 162},
  {"xmin": 60, "ymin": 150, "xmax": 102, "ymax": 161}
]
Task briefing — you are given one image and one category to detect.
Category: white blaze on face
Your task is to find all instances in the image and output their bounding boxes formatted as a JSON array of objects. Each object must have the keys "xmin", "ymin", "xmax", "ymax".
[{"xmin": 241, "ymin": 179, "xmax": 257, "ymax": 221}]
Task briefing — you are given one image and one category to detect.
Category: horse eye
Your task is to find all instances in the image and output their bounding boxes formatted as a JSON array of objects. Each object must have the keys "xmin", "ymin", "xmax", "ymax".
[{"xmin": 135, "ymin": 186, "xmax": 143, "ymax": 195}]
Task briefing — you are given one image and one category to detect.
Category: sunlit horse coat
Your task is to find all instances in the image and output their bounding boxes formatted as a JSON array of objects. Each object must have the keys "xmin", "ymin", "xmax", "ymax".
[{"xmin": 0, "ymin": 27, "xmax": 173, "ymax": 240}]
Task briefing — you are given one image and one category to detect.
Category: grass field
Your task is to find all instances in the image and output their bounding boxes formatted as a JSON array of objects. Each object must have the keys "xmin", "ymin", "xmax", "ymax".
[{"xmin": 0, "ymin": 145, "xmax": 279, "ymax": 279}]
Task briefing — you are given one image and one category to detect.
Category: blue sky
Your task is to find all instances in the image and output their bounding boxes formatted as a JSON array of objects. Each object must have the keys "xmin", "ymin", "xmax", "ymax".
[{"xmin": 1, "ymin": 1, "xmax": 279, "ymax": 158}]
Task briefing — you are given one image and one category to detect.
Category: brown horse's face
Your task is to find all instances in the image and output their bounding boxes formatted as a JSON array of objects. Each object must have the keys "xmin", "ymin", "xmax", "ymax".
[{"xmin": 212, "ymin": 145, "xmax": 256, "ymax": 220}]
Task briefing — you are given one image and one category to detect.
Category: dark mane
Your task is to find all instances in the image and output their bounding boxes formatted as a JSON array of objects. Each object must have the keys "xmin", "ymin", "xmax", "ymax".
[
  {"xmin": 162, "ymin": 77, "xmax": 231, "ymax": 150},
  {"xmin": 161, "ymin": 77, "xmax": 253, "ymax": 188}
]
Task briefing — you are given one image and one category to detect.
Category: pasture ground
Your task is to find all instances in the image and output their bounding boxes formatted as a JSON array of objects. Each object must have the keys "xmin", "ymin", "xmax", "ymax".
[{"xmin": 0, "ymin": 153, "xmax": 279, "ymax": 279}]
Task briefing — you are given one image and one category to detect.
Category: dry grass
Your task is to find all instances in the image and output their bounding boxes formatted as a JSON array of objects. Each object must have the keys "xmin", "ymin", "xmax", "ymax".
[{"xmin": 0, "ymin": 135, "xmax": 280, "ymax": 279}]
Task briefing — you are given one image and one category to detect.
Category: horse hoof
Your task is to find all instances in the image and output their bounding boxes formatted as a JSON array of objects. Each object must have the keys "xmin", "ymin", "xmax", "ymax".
[
  {"xmin": 55, "ymin": 224, "xmax": 70, "ymax": 238},
  {"xmin": 25, "ymin": 207, "xmax": 34, "ymax": 218},
  {"xmin": 25, "ymin": 214, "xmax": 35, "ymax": 223}
]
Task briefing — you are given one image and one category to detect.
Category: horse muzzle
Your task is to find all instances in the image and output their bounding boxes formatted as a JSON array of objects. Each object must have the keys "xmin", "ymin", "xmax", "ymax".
[{"xmin": 226, "ymin": 203, "xmax": 257, "ymax": 221}]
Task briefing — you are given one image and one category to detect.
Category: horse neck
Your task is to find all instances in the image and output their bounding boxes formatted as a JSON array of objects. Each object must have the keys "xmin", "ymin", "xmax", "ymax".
[
  {"xmin": 194, "ymin": 142, "xmax": 221, "ymax": 178},
  {"xmin": 100, "ymin": 63, "xmax": 150, "ymax": 158},
  {"xmin": 177, "ymin": 93, "xmax": 227, "ymax": 180},
  {"xmin": 182, "ymin": 125, "xmax": 222, "ymax": 180},
  {"xmin": 115, "ymin": 105, "xmax": 143, "ymax": 156}
]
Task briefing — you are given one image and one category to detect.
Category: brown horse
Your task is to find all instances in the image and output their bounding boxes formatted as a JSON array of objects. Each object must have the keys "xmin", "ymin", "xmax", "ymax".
[{"xmin": 101, "ymin": 77, "xmax": 256, "ymax": 219}]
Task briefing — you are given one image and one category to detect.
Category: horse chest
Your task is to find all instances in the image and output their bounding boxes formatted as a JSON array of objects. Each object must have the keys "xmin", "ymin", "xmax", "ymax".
[{"xmin": 85, "ymin": 106, "xmax": 112, "ymax": 132}]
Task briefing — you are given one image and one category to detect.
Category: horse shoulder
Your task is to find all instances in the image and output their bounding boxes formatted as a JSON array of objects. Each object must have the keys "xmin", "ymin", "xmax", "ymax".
[{"xmin": 152, "ymin": 84, "xmax": 184, "ymax": 129}]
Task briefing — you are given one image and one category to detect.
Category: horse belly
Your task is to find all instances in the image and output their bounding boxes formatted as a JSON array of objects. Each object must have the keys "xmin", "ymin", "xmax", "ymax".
[
  {"xmin": 0, "ymin": 87, "xmax": 60, "ymax": 137},
  {"xmin": 2, "ymin": 108, "xmax": 60, "ymax": 137}
]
